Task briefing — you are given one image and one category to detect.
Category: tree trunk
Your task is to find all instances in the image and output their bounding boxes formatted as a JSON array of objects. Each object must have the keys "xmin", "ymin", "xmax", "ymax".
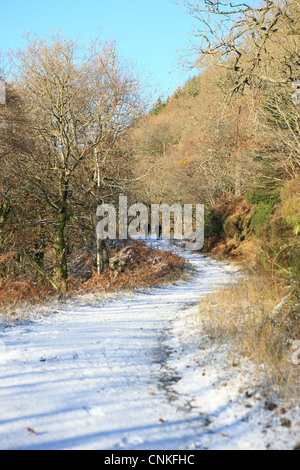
[
  {"xmin": 96, "ymin": 155, "xmax": 109, "ymax": 274},
  {"xmin": 97, "ymin": 238, "xmax": 109, "ymax": 275},
  {"xmin": 25, "ymin": 253, "xmax": 60, "ymax": 292},
  {"xmin": 54, "ymin": 178, "xmax": 68, "ymax": 293}
]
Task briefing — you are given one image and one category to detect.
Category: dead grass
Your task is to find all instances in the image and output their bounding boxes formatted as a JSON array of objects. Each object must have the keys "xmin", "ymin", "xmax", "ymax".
[
  {"xmin": 0, "ymin": 277, "xmax": 54, "ymax": 312},
  {"xmin": 198, "ymin": 275, "xmax": 300, "ymax": 400}
]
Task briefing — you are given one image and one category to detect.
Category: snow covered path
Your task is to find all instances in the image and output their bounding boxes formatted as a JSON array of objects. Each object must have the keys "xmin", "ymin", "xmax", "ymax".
[{"xmin": 0, "ymin": 242, "xmax": 298, "ymax": 450}]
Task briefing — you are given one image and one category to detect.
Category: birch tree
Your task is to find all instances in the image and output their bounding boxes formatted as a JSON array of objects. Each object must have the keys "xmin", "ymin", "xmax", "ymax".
[{"xmin": 8, "ymin": 33, "xmax": 147, "ymax": 291}]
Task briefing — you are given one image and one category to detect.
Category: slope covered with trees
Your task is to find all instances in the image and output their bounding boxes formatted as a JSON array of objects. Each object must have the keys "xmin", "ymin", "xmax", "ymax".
[
  {"xmin": 0, "ymin": 33, "xmax": 188, "ymax": 303},
  {"xmin": 131, "ymin": 0, "xmax": 299, "ymax": 281},
  {"xmin": 129, "ymin": 0, "xmax": 299, "ymax": 398}
]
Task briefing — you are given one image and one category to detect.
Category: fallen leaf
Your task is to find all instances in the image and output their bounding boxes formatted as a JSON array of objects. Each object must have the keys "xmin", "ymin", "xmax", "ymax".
[
  {"xmin": 264, "ymin": 401, "xmax": 278, "ymax": 411},
  {"xmin": 148, "ymin": 391, "xmax": 155, "ymax": 396},
  {"xmin": 27, "ymin": 427, "xmax": 37, "ymax": 435},
  {"xmin": 281, "ymin": 418, "xmax": 292, "ymax": 428}
]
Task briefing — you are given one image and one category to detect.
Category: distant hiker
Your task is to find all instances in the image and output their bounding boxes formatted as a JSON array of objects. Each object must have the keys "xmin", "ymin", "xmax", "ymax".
[
  {"xmin": 147, "ymin": 223, "xmax": 162, "ymax": 239},
  {"xmin": 154, "ymin": 224, "xmax": 162, "ymax": 239}
]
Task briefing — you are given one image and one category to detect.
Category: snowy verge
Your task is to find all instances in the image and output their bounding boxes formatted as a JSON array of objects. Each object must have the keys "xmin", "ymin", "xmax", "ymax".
[{"xmin": 166, "ymin": 303, "xmax": 300, "ymax": 450}]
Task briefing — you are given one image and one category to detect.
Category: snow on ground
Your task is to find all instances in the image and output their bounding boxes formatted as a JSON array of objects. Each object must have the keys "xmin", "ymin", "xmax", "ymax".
[{"xmin": 0, "ymin": 241, "xmax": 299, "ymax": 450}]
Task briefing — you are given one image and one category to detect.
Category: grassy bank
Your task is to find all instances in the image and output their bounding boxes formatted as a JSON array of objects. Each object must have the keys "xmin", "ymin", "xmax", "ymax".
[
  {"xmin": 200, "ymin": 178, "xmax": 300, "ymax": 400},
  {"xmin": 198, "ymin": 276, "xmax": 299, "ymax": 400}
]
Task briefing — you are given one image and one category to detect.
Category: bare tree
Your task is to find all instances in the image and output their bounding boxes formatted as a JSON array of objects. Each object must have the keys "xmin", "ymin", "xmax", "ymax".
[
  {"xmin": 7, "ymin": 33, "xmax": 147, "ymax": 291},
  {"xmin": 82, "ymin": 40, "xmax": 148, "ymax": 273},
  {"xmin": 174, "ymin": 0, "xmax": 300, "ymax": 172},
  {"xmin": 175, "ymin": 0, "xmax": 300, "ymax": 87}
]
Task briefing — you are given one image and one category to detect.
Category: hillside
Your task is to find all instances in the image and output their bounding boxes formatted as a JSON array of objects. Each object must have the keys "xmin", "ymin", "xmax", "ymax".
[{"xmin": 129, "ymin": 56, "xmax": 300, "ymax": 403}]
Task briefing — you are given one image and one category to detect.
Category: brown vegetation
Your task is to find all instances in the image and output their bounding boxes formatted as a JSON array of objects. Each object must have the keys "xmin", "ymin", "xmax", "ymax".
[
  {"xmin": 81, "ymin": 240, "xmax": 189, "ymax": 292},
  {"xmin": 198, "ymin": 275, "xmax": 300, "ymax": 400},
  {"xmin": 0, "ymin": 240, "xmax": 189, "ymax": 311}
]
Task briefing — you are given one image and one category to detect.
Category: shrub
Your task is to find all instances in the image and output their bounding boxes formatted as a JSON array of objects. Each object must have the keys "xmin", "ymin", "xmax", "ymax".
[
  {"xmin": 251, "ymin": 203, "xmax": 274, "ymax": 234},
  {"xmin": 205, "ymin": 209, "xmax": 223, "ymax": 238},
  {"xmin": 281, "ymin": 177, "xmax": 300, "ymax": 236}
]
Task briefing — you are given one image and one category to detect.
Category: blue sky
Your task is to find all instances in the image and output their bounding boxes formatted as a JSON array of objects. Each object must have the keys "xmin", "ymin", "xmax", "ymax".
[{"xmin": 0, "ymin": 0, "xmax": 197, "ymax": 100}]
